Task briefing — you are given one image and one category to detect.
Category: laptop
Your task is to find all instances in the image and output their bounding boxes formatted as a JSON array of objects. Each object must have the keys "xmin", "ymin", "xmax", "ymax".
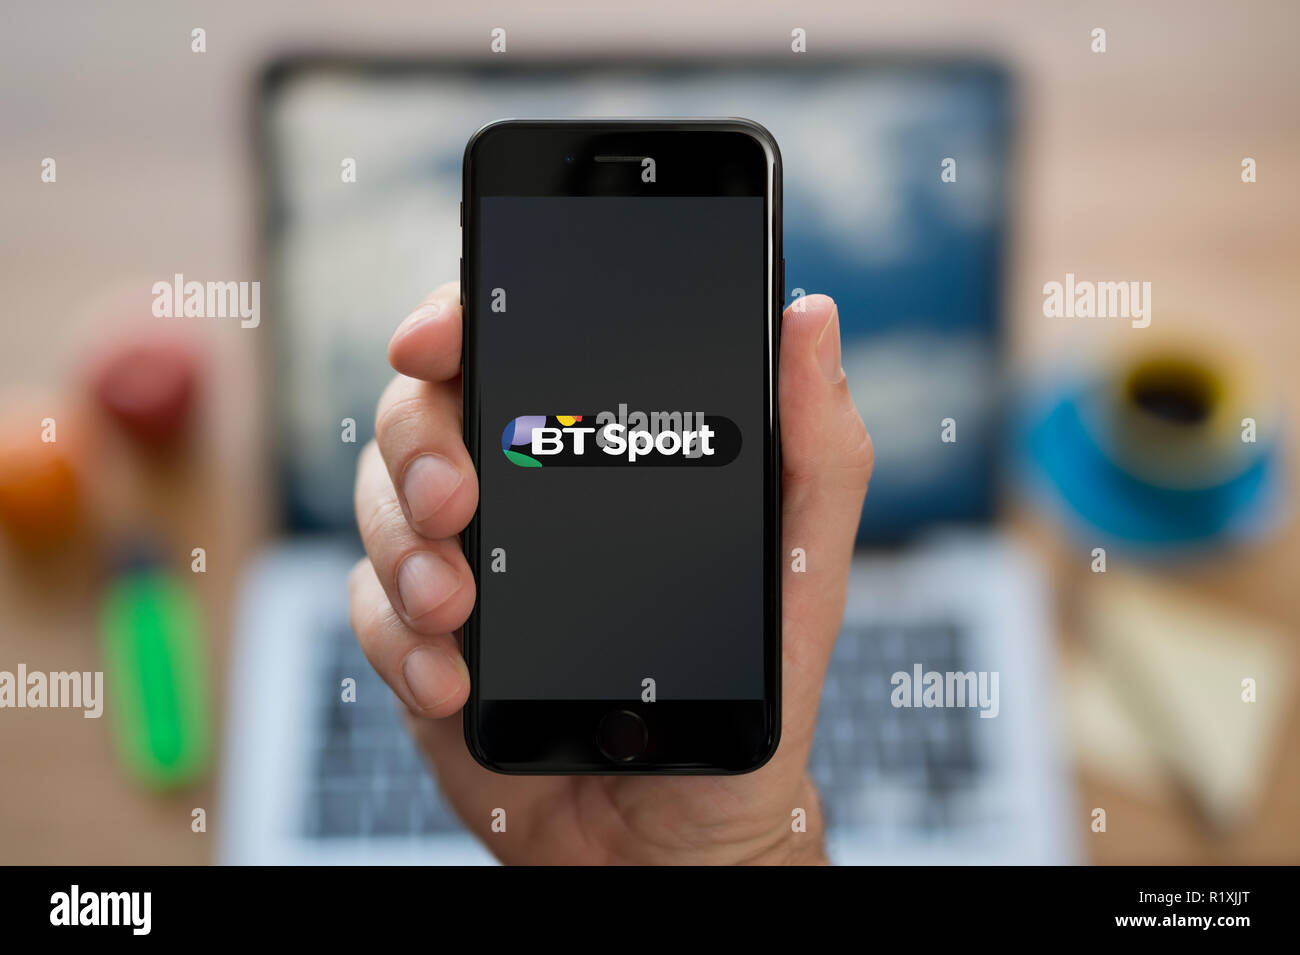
[{"xmin": 220, "ymin": 55, "xmax": 1077, "ymax": 865}]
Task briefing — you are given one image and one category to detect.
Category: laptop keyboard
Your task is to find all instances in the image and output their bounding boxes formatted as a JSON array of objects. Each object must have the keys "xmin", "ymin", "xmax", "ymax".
[
  {"xmin": 304, "ymin": 617, "xmax": 984, "ymax": 840},
  {"xmin": 304, "ymin": 627, "xmax": 462, "ymax": 837},
  {"xmin": 809, "ymin": 619, "xmax": 984, "ymax": 835}
]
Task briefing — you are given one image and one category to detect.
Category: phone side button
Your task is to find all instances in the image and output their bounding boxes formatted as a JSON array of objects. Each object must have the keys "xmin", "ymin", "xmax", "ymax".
[
  {"xmin": 459, "ymin": 258, "xmax": 465, "ymax": 307},
  {"xmin": 596, "ymin": 709, "xmax": 648, "ymax": 762}
]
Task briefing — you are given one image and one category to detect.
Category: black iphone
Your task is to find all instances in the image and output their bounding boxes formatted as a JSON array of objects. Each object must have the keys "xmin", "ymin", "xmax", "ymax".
[{"xmin": 460, "ymin": 119, "xmax": 782, "ymax": 773}]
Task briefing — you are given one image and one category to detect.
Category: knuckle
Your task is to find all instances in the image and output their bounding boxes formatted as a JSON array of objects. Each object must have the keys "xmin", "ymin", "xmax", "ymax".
[
  {"xmin": 373, "ymin": 378, "xmax": 425, "ymax": 447},
  {"xmin": 354, "ymin": 439, "xmax": 378, "ymax": 481},
  {"xmin": 842, "ymin": 416, "xmax": 874, "ymax": 477},
  {"xmin": 347, "ymin": 562, "xmax": 378, "ymax": 641},
  {"xmin": 358, "ymin": 494, "xmax": 405, "ymax": 554}
]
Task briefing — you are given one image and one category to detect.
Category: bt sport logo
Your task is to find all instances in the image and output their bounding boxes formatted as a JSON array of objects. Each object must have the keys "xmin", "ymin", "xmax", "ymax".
[{"xmin": 501, "ymin": 404, "xmax": 741, "ymax": 468}]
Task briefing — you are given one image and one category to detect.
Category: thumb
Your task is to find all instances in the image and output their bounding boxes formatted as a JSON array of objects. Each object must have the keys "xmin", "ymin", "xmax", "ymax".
[{"xmin": 775, "ymin": 293, "xmax": 873, "ymax": 765}]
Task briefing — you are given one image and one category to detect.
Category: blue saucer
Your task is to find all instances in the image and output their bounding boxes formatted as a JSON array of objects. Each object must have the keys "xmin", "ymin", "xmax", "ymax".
[{"xmin": 1022, "ymin": 386, "xmax": 1284, "ymax": 554}]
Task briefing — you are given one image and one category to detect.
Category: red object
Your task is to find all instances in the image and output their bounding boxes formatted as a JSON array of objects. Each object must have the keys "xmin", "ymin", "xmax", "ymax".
[{"xmin": 89, "ymin": 341, "xmax": 198, "ymax": 446}]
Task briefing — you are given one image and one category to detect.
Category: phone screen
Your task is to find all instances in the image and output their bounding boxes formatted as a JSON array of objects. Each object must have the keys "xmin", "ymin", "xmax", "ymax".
[{"xmin": 474, "ymin": 193, "xmax": 769, "ymax": 701}]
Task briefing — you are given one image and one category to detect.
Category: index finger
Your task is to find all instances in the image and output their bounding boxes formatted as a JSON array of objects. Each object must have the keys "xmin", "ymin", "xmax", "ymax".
[{"xmin": 387, "ymin": 281, "xmax": 463, "ymax": 382}]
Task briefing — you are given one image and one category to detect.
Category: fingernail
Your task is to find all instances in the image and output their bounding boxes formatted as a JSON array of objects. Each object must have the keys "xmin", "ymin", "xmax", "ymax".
[
  {"xmin": 396, "ymin": 551, "xmax": 462, "ymax": 621},
  {"xmin": 403, "ymin": 645, "xmax": 460, "ymax": 711},
  {"xmin": 403, "ymin": 453, "xmax": 462, "ymax": 524},
  {"xmin": 394, "ymin": 300, "xmax": 444, "ymax": 339},
  {"xmin": 816, "ymin": 304, "xmax": 845, "ymax": 383}
]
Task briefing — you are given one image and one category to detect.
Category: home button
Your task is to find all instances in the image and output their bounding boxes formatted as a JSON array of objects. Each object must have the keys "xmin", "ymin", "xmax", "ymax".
[{"xmin": 596, "ymin": 709, "xmax": 648, "ymax": 762}]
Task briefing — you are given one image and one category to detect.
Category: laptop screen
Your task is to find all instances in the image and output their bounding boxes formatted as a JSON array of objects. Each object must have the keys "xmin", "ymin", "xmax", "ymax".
[{"xmin": 258, "ymin": 58, "xmax": 1011, "ymax": 541}]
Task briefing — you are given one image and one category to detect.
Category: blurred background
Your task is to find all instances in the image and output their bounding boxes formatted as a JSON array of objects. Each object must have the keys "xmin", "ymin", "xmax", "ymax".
[{"xmin": 1, "ymin": 0, "xmax": 1297, "ymax": 864}]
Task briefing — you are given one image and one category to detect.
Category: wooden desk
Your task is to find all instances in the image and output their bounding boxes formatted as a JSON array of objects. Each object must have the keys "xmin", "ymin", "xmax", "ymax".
[{"xmin": 1, "ymin": 0, "xmax": 1296, "ymax": 865}]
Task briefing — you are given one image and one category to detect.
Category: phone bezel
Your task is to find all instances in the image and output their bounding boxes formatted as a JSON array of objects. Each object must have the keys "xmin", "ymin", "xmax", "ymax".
[{"xmin": 461, "ymin": 119, "xmax": 783, "ymax": 774}]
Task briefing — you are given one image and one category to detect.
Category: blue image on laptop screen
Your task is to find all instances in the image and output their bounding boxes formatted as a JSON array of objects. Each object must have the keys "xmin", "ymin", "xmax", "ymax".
[{"xmin": 263, "ymin": 61, "xmax": 1011, "ymax": 542}]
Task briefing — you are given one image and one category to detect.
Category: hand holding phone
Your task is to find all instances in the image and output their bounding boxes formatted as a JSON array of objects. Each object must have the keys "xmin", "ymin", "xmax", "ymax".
[
  {"xmin": 351, "ymin": 117, "xmax": 868, "ymax": 857},
  {"xmin": 349, "ymin": 120, "xmax": 872, "ymax": 862}
]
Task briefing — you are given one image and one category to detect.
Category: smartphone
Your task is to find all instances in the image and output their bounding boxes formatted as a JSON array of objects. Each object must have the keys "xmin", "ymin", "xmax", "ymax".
[{"xmin": 461, "ymin": 119, "xmax": 782, "ymax": 773}]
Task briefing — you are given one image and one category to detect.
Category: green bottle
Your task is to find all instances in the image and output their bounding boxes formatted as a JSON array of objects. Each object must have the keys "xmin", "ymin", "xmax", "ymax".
[{"xmin": 100, "ymin": 560, "xmax": 210, "ymax": 787}]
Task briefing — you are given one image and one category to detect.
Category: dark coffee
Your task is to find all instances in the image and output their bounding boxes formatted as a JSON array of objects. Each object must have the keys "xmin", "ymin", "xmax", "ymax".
[{"xmin": 1128, "ymin": 363, "xmax": 1216, "ymax": 425}]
